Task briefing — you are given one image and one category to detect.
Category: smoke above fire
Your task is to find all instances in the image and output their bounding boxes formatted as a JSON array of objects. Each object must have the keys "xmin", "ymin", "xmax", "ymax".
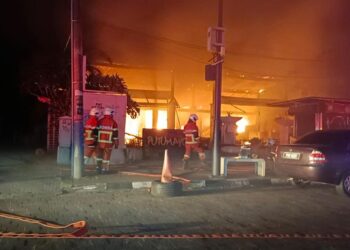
[{"xmin": 81, "ymin": 0, "xmax": 350, "ymax": 100}]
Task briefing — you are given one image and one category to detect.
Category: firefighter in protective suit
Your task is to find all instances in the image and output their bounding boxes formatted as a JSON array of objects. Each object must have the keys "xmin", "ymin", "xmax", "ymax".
[
  {"xmin": 84, "ymin": 107, "xmax": 100, "ymax": 165},
  {"xmin": 96, "ymin": 108, "xmax": 119, "ymax": 174},
  {"xmin": 183, "ymin": 114, "xmax": 206, "ymax": 169}
]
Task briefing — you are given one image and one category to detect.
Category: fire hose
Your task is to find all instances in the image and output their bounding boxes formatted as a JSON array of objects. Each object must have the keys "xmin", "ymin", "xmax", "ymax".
[
  {"xmin": 0, "ymin": 211, "xmax": 349, "ymax": 239},
  {"xmin": 0, "ymin": 211, "xmax": 87, "ymax": 237}
]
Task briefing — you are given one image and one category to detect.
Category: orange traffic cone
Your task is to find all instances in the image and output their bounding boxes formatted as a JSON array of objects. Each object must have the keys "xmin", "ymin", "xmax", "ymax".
[{"xmin": 161, "ymin": 149, "xmax": 173, "ymax": 183}]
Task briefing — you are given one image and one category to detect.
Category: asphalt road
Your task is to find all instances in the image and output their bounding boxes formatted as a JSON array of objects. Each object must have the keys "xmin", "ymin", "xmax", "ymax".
[{"xmin": 0, "ymin": 180, "xmax": 350, "ymax": 249}]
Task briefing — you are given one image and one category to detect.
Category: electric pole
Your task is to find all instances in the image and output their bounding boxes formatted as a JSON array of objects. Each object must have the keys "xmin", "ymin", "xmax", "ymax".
[
  {"xmin": 71, "ymin": 0, "xmax": 84, "ymax": 179},
  {"xmin": 212, "ymin": 0, "xmax": 224, "ymax": 176}
]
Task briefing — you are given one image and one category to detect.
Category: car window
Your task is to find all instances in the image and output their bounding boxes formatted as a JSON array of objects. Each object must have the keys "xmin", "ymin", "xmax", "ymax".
[
  {"xmin": 332, "ymin": 138, "xmax": 350, "ymax": 151},
  {"xmin": 296, "ymin": 132, "xmax": 350, "ymax": 148},
  {"xmin": 346, "ymin": 142, "xmax": 350, "ymax": 151},
  {"xmin": 296, "ymin": 133, "xmax": 332, "ymax": 145}
]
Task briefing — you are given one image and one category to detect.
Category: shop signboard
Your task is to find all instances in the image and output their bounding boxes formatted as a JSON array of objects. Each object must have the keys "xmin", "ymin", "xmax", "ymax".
[
  {"xmin": 142, "ymin": 128, "xmax": 185, "ymax": 148},
  {"xmin": 142, "ymin": 128, "xmax": 185, "ymax": 159}
]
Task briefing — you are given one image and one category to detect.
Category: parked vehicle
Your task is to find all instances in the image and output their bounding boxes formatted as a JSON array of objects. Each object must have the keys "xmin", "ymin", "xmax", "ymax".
[{"xmin": 275, "ymin": 129, "xmax": 350, "ymax": 197}]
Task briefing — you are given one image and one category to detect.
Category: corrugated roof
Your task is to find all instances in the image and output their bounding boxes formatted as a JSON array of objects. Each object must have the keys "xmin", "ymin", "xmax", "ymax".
[{"xmin": 269, "ymin": 96, "xmax": 350, "ymax": 107}]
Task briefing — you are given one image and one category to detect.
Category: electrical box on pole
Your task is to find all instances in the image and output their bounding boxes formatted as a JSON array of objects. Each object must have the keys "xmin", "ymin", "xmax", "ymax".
[
  {"xmin": 207, "ymin": 26, "xmax": 225, "ymax": 56},
  {"xmin": 205, "ymin": 64, "xmax": 216, "ymax": 81}
]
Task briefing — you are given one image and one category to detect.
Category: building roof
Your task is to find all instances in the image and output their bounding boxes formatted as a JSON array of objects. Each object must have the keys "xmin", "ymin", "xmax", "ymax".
[{"xmin": 269, "ymin": 96, "xmax": 350, "ymax": 107}]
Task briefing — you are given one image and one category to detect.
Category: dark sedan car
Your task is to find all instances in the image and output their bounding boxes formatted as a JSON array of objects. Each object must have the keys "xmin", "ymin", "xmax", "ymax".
[{"xmin": 275, "ymin": 129, "xmax": 350, "ymax": 197}]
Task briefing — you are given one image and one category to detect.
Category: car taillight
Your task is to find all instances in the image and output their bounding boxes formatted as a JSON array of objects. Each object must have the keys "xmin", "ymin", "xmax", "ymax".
[{"xmin": 309, "ymin": 150, "xmax": 326, "ymax": 164}]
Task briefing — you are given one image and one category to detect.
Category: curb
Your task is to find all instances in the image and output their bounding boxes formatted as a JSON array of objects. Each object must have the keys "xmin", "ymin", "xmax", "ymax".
[
  {"xmin": 60, "ymin": 177, "xmax": 292, "ymax": 193},
  {"xmin": 200, "ymin": 177, "xmax": 291, "ymax": 190}
]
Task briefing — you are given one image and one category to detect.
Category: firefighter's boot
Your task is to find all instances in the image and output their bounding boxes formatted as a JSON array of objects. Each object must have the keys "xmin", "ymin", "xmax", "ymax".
[
  {"xmin": 183, "ymin": 159, "xmax": 189, "ymax": 170},
  {"xmin": 96, "ymin": 160, "xmax": 102, "ymax": 174},
  {"xmin": 96, "ymin": 167, "xmax": 102, "ymax": 174}
]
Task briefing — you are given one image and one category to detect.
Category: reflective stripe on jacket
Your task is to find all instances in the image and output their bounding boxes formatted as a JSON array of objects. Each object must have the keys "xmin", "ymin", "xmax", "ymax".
[
  {"xmin": 183, "ymin": 120, "xmax": 199, "ymax": 144},
  {"xmin": 84, "ymin": 116, "xmax": 98, "ymax": 145},
  {"xmin": 97, "ymin": 115, "xmax": 118, "ymax": 149}
]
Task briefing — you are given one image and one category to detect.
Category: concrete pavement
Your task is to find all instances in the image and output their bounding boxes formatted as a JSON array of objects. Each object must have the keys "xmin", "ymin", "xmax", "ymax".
[
  {"xmin": 2, "ymin": 151, "xmax": 350, "ymax": 250},
  {"xmin": 0, "ymin": 151, "xmax": 292, "ymax": 197},
  {"xmin": 59, "ymin": 157, "xmax": 292, "ymax": 193}
]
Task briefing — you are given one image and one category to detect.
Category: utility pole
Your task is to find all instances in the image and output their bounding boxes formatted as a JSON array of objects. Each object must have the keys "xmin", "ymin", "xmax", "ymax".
[
  {"xmin": 212, "ymin": 0, "xmax": 224, "ymax": 176},
  {"xmin": 167, "ymin": 71, "xmax": 176, "ymax": 129},
  {"xmin": 71, "ymin": 0, "xmax": 84, "ymax": 179}
]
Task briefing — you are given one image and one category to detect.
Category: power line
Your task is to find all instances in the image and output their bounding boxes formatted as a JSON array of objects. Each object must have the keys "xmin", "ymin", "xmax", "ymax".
[
  {"xmin": 226, "ymin": 51, "xmax": 322, "ymax": 63},
  {"xmin": 93, "ymin": 22, "xmax": 323, "ymax": 63},
  {"xmin": 222, "ymin": 65, "xmax": 329, "ymax": 80},
  {"xmin": 90, "ymin": 22, "xmax": 336, "ymax": 80}
]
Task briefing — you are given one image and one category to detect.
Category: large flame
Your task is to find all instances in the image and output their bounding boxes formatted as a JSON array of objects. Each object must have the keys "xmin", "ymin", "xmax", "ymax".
[
  {"xmin": 125, "ymin": 109, "xmax": 168, "ymax": 143},
  {"xmin": 157, "ymin": 110, "xmax": 167, "ymax": 129},
  {"xmin": 236, "ymin": 117, "xmax": 249, "ymax": 134}
]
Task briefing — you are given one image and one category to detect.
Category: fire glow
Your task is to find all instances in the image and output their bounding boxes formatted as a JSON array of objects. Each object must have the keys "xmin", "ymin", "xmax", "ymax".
[
  {"xmin": 236, "ymin": 118, "xmax": 249, "ymax": 134},
  {"xmin": 125, "ymin": 109, "xmax": 168, "ymax": 142}
]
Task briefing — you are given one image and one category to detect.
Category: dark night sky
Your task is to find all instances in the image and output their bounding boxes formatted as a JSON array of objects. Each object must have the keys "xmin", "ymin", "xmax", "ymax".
[
  {"xmin": 1, "ymin": 0, "xmax": 70, "ymax": 148},
  {"xmin": 1, "ymin": 0, "xmax": 350, "ymax": 149}
]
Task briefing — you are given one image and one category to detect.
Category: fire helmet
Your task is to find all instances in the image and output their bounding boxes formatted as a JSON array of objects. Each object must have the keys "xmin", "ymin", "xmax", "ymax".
[
  {"xmin": 104, "ymin": 108, "xmax": 114, "ymax": 116},
  {"xmin": 89, "ymin": 107, "xmax": 100, "ymax": 116},
  {"xmin": 189, "ymin": 113, "xmax": 198, "ymax": 122}
]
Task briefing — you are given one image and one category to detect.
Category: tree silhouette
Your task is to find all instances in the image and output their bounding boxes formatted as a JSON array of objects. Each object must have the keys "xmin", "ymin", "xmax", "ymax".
[
  {"xmin": 85, "ymin": 66, "xmax": 140, "ymax": 118},
  {"xmin": 21, "ymin": 64, "xmax": 140, "ymax": 118},
  {"xmin": 20, "ymin": 48, "xmax": 69, "ymax": 114}
]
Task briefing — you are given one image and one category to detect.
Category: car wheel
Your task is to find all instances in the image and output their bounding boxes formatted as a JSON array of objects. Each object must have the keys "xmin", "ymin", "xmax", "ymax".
[
  {"xmin": 336, "ymin": 172, "xmax": 350, "ymax": 197},
  {"xmin": 292, "ymin": 178, "xmax": 311, "ymax": 188},
  {"xmin": 150, "ymin": 180, "xmax": 183, "ymax": 197}
]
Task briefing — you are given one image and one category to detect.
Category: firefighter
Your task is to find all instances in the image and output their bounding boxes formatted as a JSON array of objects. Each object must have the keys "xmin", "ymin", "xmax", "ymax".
[
  {"xmin": 96, "ymin": 108, "xmax": 119, "ymax": 174},
  {"xmin": 84, "ymin": 107, "xmax": 100, "ymax": 165},
  {"xmin": 183, "ymin": 113, "xmax": 206, "ymax": 169}
]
